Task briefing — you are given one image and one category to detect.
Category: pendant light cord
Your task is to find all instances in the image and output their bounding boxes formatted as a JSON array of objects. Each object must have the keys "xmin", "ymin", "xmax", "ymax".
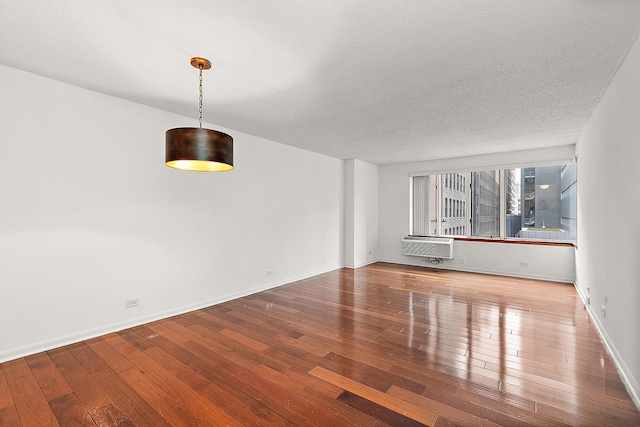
[{"xmin": 198, "ymin": 64, "xmax": 203, "ymax": 128}]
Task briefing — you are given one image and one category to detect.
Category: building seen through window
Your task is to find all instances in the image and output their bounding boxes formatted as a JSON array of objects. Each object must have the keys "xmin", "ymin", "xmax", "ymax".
[
  {"xmin": 506, "ymin": 164, "xmax": 577, "ymax": 241},
  {"xmin": 410, "ymin": 162, "xmax": 576, "ymax": 243}
]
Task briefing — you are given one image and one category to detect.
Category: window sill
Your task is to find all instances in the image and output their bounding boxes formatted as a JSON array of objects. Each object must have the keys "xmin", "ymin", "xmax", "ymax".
[{"xmin": 450, "ymin": 237, "xmax": 575, "ymax": 247}]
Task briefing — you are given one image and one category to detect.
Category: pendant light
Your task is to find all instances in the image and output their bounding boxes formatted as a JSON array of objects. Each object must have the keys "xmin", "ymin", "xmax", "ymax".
[{"xmin": 165, "ymin": 57, "xmax": 233, "ymax": 172}]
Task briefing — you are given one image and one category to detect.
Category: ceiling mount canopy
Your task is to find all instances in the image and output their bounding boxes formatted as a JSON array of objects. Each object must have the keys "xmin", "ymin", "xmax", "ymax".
[{"xmin": 165, "ymin": 57, "xmax": 233, "ymax": 172}]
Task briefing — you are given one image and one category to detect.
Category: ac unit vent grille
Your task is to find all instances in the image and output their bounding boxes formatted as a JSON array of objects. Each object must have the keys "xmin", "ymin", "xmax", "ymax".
[{"xmin": 401, "ymin": 236, "xmax": 454, "ymax": 259}]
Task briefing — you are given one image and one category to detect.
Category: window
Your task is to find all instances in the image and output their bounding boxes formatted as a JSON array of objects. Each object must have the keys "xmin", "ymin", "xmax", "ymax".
[
  {"xmin": 410, "ymin": 162, "xmax": 576, "ymax": 243},
  {"xmin": 412, "ymin": 170, "xmax": 499, "ymax": 238},
  {"xmin": 505, "ymin": 163, "xmax": 577, "ymax": 242}
]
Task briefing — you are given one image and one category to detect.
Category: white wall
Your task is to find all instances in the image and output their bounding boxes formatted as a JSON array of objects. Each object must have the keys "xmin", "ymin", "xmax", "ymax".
[
  {"xmin": 378, "ymin": 146, "xmax": 576, "ymax": 283},
  {"xmin": 344, "ymin": 160, "xmax": 355, "ymax": 267},
  {"xmin": 0, "ymin": 64, "xmax": 344, "ymax": 362},
  {"xmin": 575, "ymin": 34, "xmax": 640, "ymax": 403},
  {"xmin": 344, "ymin": 159, "xmax": 379, "ymax": 268}
]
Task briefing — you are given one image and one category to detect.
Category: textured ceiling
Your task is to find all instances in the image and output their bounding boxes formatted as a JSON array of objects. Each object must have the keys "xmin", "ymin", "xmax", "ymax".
[{"xmin": 2, "ymin": 1, "xmax": 640, "ymax": 165}]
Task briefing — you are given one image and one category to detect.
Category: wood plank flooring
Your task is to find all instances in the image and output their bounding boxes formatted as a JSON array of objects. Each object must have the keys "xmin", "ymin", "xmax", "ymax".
[{"xmin": 1, "ymin": 262, "xmax": 639, "ymax": 426}]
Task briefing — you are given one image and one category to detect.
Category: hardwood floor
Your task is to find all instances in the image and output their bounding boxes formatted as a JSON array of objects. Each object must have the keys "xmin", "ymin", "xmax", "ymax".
[{"xmin": 1, "ymin": 262, "xmax": 639, "ymax": 426}]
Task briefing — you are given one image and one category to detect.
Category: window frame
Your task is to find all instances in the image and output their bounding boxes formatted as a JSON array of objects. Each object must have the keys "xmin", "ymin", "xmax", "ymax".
[{"xmin": 409, "ymin": 162, "xmax": 577, "ymax": 244}]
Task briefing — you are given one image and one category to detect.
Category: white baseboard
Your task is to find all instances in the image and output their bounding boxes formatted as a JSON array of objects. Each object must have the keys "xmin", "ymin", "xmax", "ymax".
[
  {"xmin": 0, "ymin": 264, "xmax": 342, "ymax": 364},
  {"xmin": 344, "ymin": 258, "xmax": 379, "ymax": 269},
  {"xmin": 573, "ymin": 282, "xmax": 640, "ymax": 411}
]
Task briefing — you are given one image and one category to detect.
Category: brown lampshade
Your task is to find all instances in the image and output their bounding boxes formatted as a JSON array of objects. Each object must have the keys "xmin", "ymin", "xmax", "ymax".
[
  {"xmin": 165, "ymin": 127, "xmax": 233, "ymax": 172},
  {"xmin": 165, "ymin": 57, "xmax": 234, "ymax": 172}
]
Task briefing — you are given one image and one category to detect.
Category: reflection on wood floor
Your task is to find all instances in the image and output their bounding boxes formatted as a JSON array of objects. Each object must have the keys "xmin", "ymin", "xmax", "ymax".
[{"xmin": 1, "ymin": 262, "xmax": 639, "ymax": 426}]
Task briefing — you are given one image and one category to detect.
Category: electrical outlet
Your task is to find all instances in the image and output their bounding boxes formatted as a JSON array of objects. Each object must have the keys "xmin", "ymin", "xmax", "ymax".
[
  {"xmin": 601, "ymin": 305, "xmax": 606, "ymax": 317},
  {"xmin": 125, "ymin": 298, "xmax": 139, "ymax": 308},
  {"xmin": 586, "ymin": 296, "xmax": 590, "ymax": 305},
  {"xmin": 266, "ymin": 270, "xmax": 272, "ymax": 276},
  {"xmin": 458, "ymin": 257, "xmax": 466, "ymax": 264},
  {"xmin": 519, "ymin": 261, "xmax": 528, "ymax": 268}
]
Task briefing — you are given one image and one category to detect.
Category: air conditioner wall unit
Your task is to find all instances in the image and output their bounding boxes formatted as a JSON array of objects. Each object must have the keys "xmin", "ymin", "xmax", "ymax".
[{"xmin": 401, "ymin": 236, "xmax": 454, "ymax": 259}]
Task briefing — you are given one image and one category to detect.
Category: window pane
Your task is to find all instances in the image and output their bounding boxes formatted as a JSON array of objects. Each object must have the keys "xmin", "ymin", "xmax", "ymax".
[
  {"xmin": 412, "ymin": 175, "xmax": 437, "ymax": 235},
  {"xmin": 506, "ymin": 163, "xmax": 577, "ymax": 242},
  {"xmin": 442, "ymin": 172, "xmax": 468, "ymax": 236},
  {"xmin": 470, "ymin": 170, "xmax": 500, "ymax": 237}
]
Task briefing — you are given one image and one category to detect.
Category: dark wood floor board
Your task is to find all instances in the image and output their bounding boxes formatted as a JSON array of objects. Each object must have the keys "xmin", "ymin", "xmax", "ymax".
[
  {"xmin": 222, "ymin": 302, "xmax": 306, "ymax": 339},
  {"xmin": 555, "ymin": 389, "xmax": 640, "ymax": 425},
  {"xmin": 235, "ymin": 291, "xmax": 332, "ymax": 318},
  {"xmin": 243, "ymin": 296, "xmax": 302, "ymax": 315},
  {"xmin": 108, "ymin": 335, "xmax": 242, "ymax": 426},
  {"xmin": 47, "ymin": 346, "xmax": 79, "ymax": 368},
  {"xmin": 489, "ymin": 359, "xmax": 633, "ymax": 402},
  {"xmin": 218, "ymin": 327, "xmax": 270, "ymax": 351},
  {"xmin": 317, "ymin": 351, "xmax": 427, "ymax": 395},
  {"xmin": 412, "ymin": 344, "xmax": 489, "ymax": 371},
  {"xmin": 133, "ymin": 327, "xmax": 202, "ymax": 367},
  {"xmin": 56, "ymin": 361, "xmax": 113, "ymax": 419},
  {"xmin": 261, "ymin": 344, "xmax": 320, "ymax": 374},
  {"xmin": 564, "ymin": 353, "xmax": 620, "ymax": 375},
  {"xmin": 264, "ymin": 300, "xmax": 399, "ymax": 340},
  {"xmin": 0, "ymin": 405, "xmax": 21, "ymax": 427},
  {"xmin": 478, "ymin": 324, "xmax": 598, "ymax": 348},
  {"xmin": 453, "ymin": 387, "xmax": 574, "ymax": 427},
  {"xmin": 200, "ymin": 307, "xmax": 287, "ymax": 341},
  {"xmin": 2, "ymin": 358, "xmax": 60, "ymax": 426},
  {"xmin": 259, "ymin": 293, "xmax": 393, "ymax": 338},
  {"xmin": 275, "ymin": 332, "xmax": 333, "ymax": 358},
  {"xmin": 158, "ymin": 321, "xmax": 233, "ymax": 356},
  {"xmin": 24, "ymin": 352, "xmax": 72, "ymax": 402},
  {"xmin": 534, "ymin": 401, "xmax": 611, "ymax": 427},
  {"xmin": 271, "ymin": 289, "xmax": 418, "ymax": 329},
  {"xmin": 179, "ymin": 339, "xmax": 236, "ymax": 369},
  {"xmin": 117, "ymin": 328, "xmax": 156, "ymax": 352},
  {"xmin": 513, "ymin": 348, "xmax": 571, "ymax": 366},
  {"xmin": 188, "ymin": 352, "xmax": 353, "ymax": 426},
  {"xmin": 554, "ymin": 387, "xmax": 640, "ymax": 413},
  {"xmin": 87, "ymin": 402, "xmax": 137, "ymax": 426},
  {"xmin": 253, "ymin": 364, "xmax": 384, "ymax": 427},
  {"xmin": 167, "ymin": 311, "xmax": 198, "ymax": 327},
  {"xmin": 337, "ymin": 390, "xmax": 427, "ymax": 427},
  {"xmin": 192, "ymin": 329, "xmax": 294, "ymax": 374},
  {"xmin": 456, "ymin": 381, "xmax": 537, "ymax": 413},
  {"xmin": 388, "ymin": 384, "xmax": 537, "ymax": 427},
  {"xmin": 502, "ymin": 378, "xmax": 635, "ymax": 425},
  {"xmin": 422, "ymin": 327, "xmax": 521, "ymax": 356},
  {"xmin": 463, "ymin": 345, "xmax": 558, "ymax": 376},
  {"xmin": 118, "ymin": 366, "xmax": 169, "ymax": 404},
  {"xmin": 187, "ymin": 358, "xmax": 307, "ymax": 426},
  {"xmin": 553, "ymin": 361, "xmax": 629, "ymax": 384},
  {"xmin": 85, "ymin": 336, "xmax": 137, "ymax": 374},
  {"xmin": 2, "ymin": 263, "xmax": 639, "ymax": 426},
  {"xmin": 309, "ymin": 366, "xmax": 440, "ymax": 426},
  {"xmin": 48, "ymin": 393, "xmax": 97, "ymax": 427},
  {"xmin": 140, "ymin": 320, "xmax": 190, "ymax": 345},
  {"xmin": 179, "ymin": 310, "xmax": 227, "ymax": 333},
  {"xmin": 285, "ymin": 365, "xmax": 345, "ymax": 399},
  {"xmin": 67, "ymin": 342, "xmax": 110, "ymax": 375},
  {"xmin": 149, "ymin": 395, "xmax": 210, "ymax": 427},
  {"xmin": 220, "ymin": 348, "xmax": 259, "ymax": 370},
  {"xmin": 443, "ymin": 364, "xmax": 515, "ymax": 392},
  {"xmin": 0, "ymin": 366, "xmax": 15, "ymax": 409},
  {"xmin": 144, "ymin": 347, "xmax": 282, "ymax": 427},
  {"xmin": 433, "ymin": 414, "xmax": 466, "ymax": 427},
  {"xmin": 389, "ymin": 363, "xmax": 480, "ymax": 401}
]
